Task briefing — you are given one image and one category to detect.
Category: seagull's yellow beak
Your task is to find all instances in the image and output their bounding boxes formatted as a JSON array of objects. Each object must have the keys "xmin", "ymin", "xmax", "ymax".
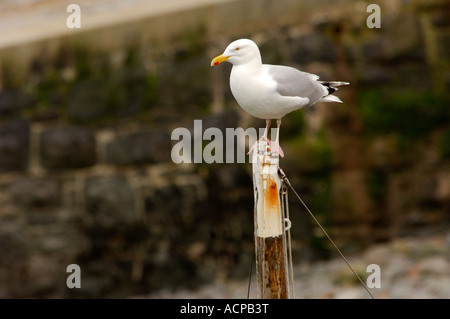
[{"xmin": 211, "ymin": 54, "xmax": 230, "ymax": 67}]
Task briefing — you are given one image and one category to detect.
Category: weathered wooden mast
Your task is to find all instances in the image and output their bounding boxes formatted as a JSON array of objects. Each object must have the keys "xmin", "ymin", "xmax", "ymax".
[{"xmin": 251, "ymin": 140, "xmax": 290, "ymax": 299}]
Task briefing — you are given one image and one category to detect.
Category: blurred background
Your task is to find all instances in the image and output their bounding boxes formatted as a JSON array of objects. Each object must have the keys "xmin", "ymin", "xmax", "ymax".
[{"xmin": 0, "ymin": 0, "xmax": 449, "ymax": 298}]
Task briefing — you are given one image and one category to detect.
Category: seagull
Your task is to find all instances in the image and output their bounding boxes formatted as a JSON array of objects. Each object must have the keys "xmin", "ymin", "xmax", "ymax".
[{"xmin": 211, "ymin": 38, "xmax": 349, "ymax": 157}]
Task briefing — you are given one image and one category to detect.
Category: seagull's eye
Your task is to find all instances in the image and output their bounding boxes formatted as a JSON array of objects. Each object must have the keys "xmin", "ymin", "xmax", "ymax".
[{"xmin": 235, "ymin": 47, "xmax": 240, "ymax": 51}]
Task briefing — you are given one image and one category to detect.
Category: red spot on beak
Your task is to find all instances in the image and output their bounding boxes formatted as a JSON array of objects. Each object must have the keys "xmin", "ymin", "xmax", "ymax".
[{"xmin": 214, "ymin": 61, "xmax": 219, "ymax": 66}]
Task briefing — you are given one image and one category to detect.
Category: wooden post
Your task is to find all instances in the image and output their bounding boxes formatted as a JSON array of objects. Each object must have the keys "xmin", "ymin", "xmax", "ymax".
[{"xmin": 252, "ymin": 140, "xmax": 290, "ymax": 299}]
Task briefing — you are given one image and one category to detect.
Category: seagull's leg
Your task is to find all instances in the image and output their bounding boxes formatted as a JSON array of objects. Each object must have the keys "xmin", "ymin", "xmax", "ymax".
[
  {"xmin": 247, "ymin": 119, "xmax": 272, "ymax": 155},
  {"xmin": 271, "ymin": 119, "xmax": 284, "ymax": 158},
  {"xmin": 261, "ymin": 119, "xmax": 271, "ymax": 142}
]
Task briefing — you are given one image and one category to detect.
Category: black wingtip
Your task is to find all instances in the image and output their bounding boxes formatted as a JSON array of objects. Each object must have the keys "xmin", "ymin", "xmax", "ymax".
[{"xmin": 322, "ymin": 83, "xmax": 337, "ymax": 95}]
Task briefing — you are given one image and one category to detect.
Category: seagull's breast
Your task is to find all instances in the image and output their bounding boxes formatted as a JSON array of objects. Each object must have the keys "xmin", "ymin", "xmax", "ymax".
[
  {"xmin": 229, "ymin": 65, "xmax": 304, "ymax": 119},
  {"xmin": 230, "ymin": 66, "xmax": 274, "ymax": 104}
]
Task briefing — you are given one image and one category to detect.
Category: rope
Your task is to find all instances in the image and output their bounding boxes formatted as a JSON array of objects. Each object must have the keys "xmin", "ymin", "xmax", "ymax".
[
  {"xmin": 281, "ymin": 184, "xmax": 295, "ymax": 298},
  {"xmin": 278, "ymin": 168, "xmax": 376, "ymax": 299}
]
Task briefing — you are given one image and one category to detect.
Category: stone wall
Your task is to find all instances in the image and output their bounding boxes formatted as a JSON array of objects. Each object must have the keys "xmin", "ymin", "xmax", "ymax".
[{"xmin": 0, "ymin": 0, "xmax": 449, "ymax": 297}]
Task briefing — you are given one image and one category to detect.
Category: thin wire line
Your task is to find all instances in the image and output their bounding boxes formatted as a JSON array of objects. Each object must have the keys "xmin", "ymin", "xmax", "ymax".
[
  {"xmin": 281, "ymin": 184, "xmax": 295, "ymax": 298},
  {"xmin": 278, "ymin": 168, "xmax": 375, "ymax": 300}
]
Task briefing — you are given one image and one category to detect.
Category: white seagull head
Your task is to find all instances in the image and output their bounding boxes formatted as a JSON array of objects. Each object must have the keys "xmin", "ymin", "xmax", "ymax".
[{"xmin": 211, "ymin": 39, "xmax": 261, "ymax": 67}]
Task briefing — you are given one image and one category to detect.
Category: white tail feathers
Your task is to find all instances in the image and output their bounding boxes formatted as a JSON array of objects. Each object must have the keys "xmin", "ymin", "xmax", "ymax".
[
  {"xmin": 319, "ymin": 81, "xmax": 350, "ymax": 87},
  {"xmin": 321, "ymin": 94, "xmax": 343, "ymax": 103},
  {"xmin": 319, "ymin": 81, "xmax": 349, "ymax": 103},
  {"xmin": 328, "ymin": 81, "xmax": 349, "ymax": 87}
]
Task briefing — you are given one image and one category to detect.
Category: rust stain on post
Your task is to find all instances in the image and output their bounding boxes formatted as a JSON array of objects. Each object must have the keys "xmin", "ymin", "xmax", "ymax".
[
  {"xmin": 256, "ymin": 174, "xmax": 282, "ymax": 237},
  {"xmin": 266, "ymin": 178, "xmax": 279, "ymax": 209}
]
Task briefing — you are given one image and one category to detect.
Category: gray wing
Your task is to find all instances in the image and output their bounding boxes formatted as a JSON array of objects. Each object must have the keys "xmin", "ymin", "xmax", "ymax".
[{"xmin": 265, "ymin": 64, "xmax": 327, "ymax": 105}]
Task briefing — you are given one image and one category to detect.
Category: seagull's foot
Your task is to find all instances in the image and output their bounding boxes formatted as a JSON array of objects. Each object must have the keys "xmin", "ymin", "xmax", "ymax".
[
  {"xmin": 247, "ymin": 144, "xmax": 255, "ymax": 156},
  {"xmin": 270, "ymin": 141, "xmax": 285, "ymax": 158},
  {"xmin": 247, "ymin": 138, "xmax": 284, "ymax": 158},
  {"xmin": 247, "ymin": 136, "xmax": 271, "ymax": 155}
]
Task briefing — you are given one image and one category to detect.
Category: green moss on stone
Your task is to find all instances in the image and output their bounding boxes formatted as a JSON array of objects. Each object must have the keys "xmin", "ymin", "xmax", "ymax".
[
  {"xmin": 175, "ymin": 24, "xmax": 208, "ymax": 62},
  {"xmin": 310, "ymin": 175, "xmax": 332, "ymax": 218},
  {"xmin": 358, "ymin": 88, "xmax": 450, "ymax": 139},
  {"xmin": 366, "ymin": 170, "xmax": 388, "ymax": 205},
  {"xmin": 281, "ymin": 109, "xmax": 306, "ymax": 138},
  {"xmin": 1, "ymin": 60, "xmax": 21, "ymax": 88},
  {"xmin": 439, "ymin": 129, "xmax": 450, "ymax": 159},
  {"xmin": 287, "ymin": 129, "xmax": 333, "ymax": 174}
]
